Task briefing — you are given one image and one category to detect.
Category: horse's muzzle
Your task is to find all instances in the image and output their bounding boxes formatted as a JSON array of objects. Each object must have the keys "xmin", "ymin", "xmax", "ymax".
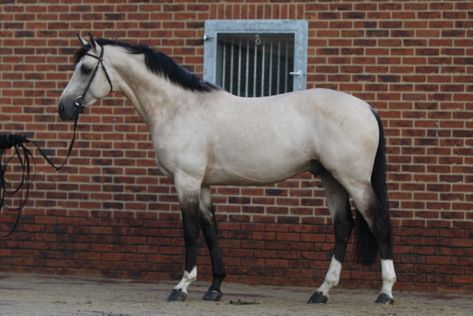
[{"xmin": 58, "ymin": 100, "xmax": 80, "ymax": 121}]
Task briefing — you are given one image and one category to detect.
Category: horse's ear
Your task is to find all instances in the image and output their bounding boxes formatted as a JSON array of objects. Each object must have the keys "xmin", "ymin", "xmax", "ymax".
[
  {"xmin": 77, "ymin": 34, "xmax": 88, "ymax": 47},
  {"xmin": 88, "ymin": 32, "xmax": 97, "ymax": 51}
]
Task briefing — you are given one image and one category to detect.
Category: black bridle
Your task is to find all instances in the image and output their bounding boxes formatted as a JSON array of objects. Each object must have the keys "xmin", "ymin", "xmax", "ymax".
[{"xmin": 73, "ymin": 44, "xmax": 113, "ymax": 112}]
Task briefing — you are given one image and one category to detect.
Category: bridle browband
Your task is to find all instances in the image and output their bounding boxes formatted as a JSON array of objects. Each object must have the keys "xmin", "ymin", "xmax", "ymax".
[{"xmin": 74, "ymin": 44, "xmax": 113, "ymax": 112}]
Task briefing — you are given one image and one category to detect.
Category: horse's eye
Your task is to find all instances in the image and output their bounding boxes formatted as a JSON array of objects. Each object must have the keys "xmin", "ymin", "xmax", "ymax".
[{"xmin": 80, "ymin": 64, "xmax": 92, "ymax": 75}]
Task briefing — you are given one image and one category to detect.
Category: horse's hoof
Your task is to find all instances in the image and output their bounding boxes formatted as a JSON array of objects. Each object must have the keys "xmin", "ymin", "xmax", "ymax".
[
  {"xmin": 307, "ymin": 291, "xmax": 328, "ymax": 304},
  {"xmin": 202, "ymin": 289, "xmax": 223, "ymax": 301},
  {"xmin": 168, "ymin": 289, "xmax": 187, "ymax": 302},
  {"xmin": 375, "ymin": 293, "xmax": 394, "ymax": 305}
]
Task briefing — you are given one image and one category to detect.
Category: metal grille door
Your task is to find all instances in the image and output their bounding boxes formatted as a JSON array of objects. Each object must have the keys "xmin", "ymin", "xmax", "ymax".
[
  {"xmin": 204, "ymin": 20, "xmax": 308, "ymax": 97},
  {"xmin": 216, "ymin": 33, "xmax": 294, "ymax": 97}
]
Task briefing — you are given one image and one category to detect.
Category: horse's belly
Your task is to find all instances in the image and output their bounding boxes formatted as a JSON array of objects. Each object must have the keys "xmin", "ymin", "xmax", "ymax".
[{"xmin": 203, "ymin": 155, "xmax": 311, "ymax": 186}]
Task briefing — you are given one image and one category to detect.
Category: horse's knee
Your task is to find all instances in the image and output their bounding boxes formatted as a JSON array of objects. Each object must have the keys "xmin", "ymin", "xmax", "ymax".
[
  {"xmin": 199, "ymin": 208, "xmax": 221, "ymax": 261},
  {"xmin": 199, "ymin": 204, "xmax": 216, "ymax": 228},
  {"xmin": 181, "ymin": 198, "xmax": 200, "ymax": 231}
]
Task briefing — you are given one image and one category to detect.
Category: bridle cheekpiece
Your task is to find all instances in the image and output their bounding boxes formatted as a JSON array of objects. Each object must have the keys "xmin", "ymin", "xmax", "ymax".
[{"xmin": 74, "ymin": 41, "xmax": 113, "ymax": 112}]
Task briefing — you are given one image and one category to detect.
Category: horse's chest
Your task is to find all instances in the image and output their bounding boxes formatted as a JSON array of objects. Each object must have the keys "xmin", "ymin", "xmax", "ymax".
[
  {"xmin": 152, "ymin": 141, "xmax": 177, "ymax": 176},
  {"xmin": 152, "ymin": 132, "xmax": 206, "ymax": 178}
]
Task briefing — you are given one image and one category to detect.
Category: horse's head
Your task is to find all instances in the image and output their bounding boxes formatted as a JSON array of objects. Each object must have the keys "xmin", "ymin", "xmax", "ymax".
[{"xmin": 58, "ymin": 33, "xmax": 114, "ymax": 121}]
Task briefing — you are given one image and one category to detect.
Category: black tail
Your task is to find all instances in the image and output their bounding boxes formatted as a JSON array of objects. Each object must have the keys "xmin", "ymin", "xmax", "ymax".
[{"xmin": 355, "ymin": 110, "xmax": 393, "ymax": 265}]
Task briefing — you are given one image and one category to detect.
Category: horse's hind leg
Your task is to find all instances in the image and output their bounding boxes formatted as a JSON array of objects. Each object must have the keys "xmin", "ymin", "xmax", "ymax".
[
  {"xmin": 308, "ymin": 165, "xmax": 354, "ymax": 304},
  {"xmin": 199, "ymin": 187, "xmax": 225, "ymax": 301},
  {"xmin": 348, "ymin": 182, "xmax": 396, "ymax": 304}
]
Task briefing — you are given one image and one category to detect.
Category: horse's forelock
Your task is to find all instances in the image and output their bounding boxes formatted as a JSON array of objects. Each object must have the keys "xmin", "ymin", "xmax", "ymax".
[
  {"xmin": 73, "ymin": 38, "xmax": 115, "ymax": 65},
  {"xmin": 74, "ymin": 45, "xmax": 92, "ymax": 65}
]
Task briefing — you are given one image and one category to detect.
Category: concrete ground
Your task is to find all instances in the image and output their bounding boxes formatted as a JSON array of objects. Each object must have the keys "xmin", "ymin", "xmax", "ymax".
[{"xmin": 0, "ymin": 273, "xmax": 472, "ymax": 316}]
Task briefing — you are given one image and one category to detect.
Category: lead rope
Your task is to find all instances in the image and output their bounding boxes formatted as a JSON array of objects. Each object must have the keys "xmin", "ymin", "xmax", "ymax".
[
  {"xmin": 0, "ymin": 114, "xmax": 80, "ymax": 238},
  {"xmin": 30, "ymin": 113, "xmax": 80, "ymax": 171}
]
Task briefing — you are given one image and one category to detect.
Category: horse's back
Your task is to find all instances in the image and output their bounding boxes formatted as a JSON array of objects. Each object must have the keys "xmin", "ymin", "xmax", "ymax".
[{"xmin": 213, "ymin": 88, "xmax": 379, "ymax": 158}]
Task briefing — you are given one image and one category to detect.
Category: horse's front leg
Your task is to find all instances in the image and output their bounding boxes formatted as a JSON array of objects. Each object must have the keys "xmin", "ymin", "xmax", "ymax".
[
  {"xmin": 200, "ymin": 187, "xmax": 225, "ymax": 301},
  {"xmin": 168, "ymin": 197, "xmax": 200, "ymax": 301},
  {"xmin": 168, "ymin": 172, "xmax": 201, "ymax": 302}
]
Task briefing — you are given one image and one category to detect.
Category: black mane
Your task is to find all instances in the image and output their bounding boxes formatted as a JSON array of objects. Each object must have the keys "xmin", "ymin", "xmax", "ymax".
[{"xmin": 75, "ymin": 38, "xmax": 218, "ymax": 92}]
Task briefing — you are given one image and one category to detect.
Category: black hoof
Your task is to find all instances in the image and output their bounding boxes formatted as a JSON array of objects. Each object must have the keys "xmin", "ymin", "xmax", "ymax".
[
  {"xmin": 202, "ymin": 289, "xmax": 223, "ymax": 301},
  {"xmin": 307, "ymin": 291, "xmax": 328, "ymax": 304},
  {"xmin": 375, "ymin": 293, "xmax": 394, "ymax": 305},
  {"xmin": 168, "ymin": 289, "xmax": 187, "ymax": 302}
]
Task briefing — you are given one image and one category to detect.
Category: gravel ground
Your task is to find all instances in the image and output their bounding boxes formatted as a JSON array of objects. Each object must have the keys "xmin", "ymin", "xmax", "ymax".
[{"xmin": 0, "ymin": 273, "xmax": 472, "ymax": 316}]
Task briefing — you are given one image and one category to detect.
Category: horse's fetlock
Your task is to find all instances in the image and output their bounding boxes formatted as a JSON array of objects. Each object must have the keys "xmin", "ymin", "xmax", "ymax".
[
  {"xmin": 325, "ymin": 273, "xmax": 340, "ymax": 287},
  {"xmin": 382, "ymin": 270, "xmax": 396, "ymax": 283}
]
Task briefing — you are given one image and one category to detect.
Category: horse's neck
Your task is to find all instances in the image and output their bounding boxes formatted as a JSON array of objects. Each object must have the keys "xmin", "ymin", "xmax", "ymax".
[{"xmin": 112, "ymin": 52, "xmax": 193, "ymax": 129}]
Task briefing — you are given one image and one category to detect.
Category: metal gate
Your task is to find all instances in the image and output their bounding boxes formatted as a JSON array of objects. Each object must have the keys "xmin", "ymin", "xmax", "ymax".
[{"xmin": 216, "ymin": 33, "xmax": 295, "ymax": 97}]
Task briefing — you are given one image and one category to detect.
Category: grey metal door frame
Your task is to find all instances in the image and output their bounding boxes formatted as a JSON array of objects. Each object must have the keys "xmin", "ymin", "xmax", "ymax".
[{"xmin": 203, "ymin": 20, "xmax": 308, "ymax": 93}]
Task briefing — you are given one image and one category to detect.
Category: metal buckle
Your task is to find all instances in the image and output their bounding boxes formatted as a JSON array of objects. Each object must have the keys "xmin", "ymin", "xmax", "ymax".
[{"xmin": 74, "ymin": 95, "xmax": 86, "ymax": 112}]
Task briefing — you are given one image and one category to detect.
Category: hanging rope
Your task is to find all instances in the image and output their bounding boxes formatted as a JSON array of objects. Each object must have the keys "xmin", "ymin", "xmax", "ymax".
[{"xmin": 0, "ymin": 114, "xmax": 80, "ymax": 238}]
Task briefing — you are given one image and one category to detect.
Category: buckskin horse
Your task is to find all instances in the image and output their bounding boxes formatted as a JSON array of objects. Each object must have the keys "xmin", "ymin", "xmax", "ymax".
[{"xmin": 57, "ymin": 34, "xmax": 396, "ymax": 304}]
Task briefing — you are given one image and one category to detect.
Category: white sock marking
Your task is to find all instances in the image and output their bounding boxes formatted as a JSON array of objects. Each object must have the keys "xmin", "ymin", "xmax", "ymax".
[
  {"xmin": 174, "ymin": 266, "xmax": 197, "ymax": 294},
  {"xmin": 316, "ymin": 257, "xmax": 342, "ymax": 296},
  {"xmin": 380, "ymin": 259, "xmax": 396, "ymax": 298}
]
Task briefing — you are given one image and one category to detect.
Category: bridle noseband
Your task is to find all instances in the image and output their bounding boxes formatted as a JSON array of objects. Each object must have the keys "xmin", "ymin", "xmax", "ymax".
[{"xmin": 74, "ymin": 44, "xmax": 113, "ymax": 112}]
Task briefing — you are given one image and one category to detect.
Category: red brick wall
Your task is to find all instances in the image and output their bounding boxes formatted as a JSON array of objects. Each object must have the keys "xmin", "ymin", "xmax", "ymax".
[{"xmin": 1, "ymin": 1, "xmax": 472, "ymax": 294}]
